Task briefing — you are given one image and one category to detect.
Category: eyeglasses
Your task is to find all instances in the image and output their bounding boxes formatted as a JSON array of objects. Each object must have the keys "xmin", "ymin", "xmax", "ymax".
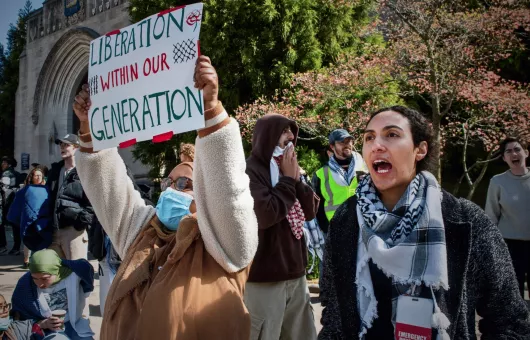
[
  {"xmin": 0, "ymin": 303, "xmax": 11, "ymax": 312},
  {"xmin": 160, "ymin": 177, "xmax": 192, "ymax": 192}
]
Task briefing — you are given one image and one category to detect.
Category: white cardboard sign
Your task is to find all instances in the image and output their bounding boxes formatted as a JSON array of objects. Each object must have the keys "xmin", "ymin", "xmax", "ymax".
[{"xmin": 87, "ymin": 3, "xmax": 204, "ymax": 151}]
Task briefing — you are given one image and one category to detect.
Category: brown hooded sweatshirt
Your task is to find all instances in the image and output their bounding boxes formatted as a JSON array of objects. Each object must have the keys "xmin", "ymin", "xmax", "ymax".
[{"xmin": 246, "ymin": 114, "xmax": 318, "ymax": 282}]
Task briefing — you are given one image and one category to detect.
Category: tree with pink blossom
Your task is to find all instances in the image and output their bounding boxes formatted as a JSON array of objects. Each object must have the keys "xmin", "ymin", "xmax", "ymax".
[
  {"xmin": 378, "ymin": 0, "xmax": 530, "ymax": 180},
  {"xmin": 235, "ymin": 44, "xmax": 402, "ymax": 155},
  {"xmin": 443, "ymin": 72, "xmax": 530, "ymax": 199}
]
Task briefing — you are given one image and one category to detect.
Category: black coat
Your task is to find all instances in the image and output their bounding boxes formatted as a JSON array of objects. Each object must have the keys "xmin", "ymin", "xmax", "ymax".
[
  {"xmin": 47, "ymin": 161, "xmax": 94, "ymax": 230},
  {"xmin": 319, "ymin": 191, "xmax": 530, "ymax": 340}
]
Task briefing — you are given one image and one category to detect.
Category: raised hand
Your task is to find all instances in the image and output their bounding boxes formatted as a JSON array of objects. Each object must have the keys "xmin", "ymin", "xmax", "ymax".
[
  {"xmin": 194, "ymin": 55, "xmax": 219, "ymax": 111},
  {"xmin": 280, "ymin": 144, "xmax": 300, "ymax": 181},
  {"xmin": 73, "ymin": 84, "xmax": 91, "ymax": 122}
]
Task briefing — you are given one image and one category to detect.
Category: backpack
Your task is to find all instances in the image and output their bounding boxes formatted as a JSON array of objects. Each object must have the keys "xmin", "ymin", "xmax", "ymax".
[{"xmin": 88, "ymin": 220, "xmax": 106, "ymax": 261}]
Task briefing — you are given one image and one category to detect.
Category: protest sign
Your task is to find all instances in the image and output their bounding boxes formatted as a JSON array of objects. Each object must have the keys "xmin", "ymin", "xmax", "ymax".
[{"xmin": 88, "ymin": 3, "xmax": 204, "ymax": 151}]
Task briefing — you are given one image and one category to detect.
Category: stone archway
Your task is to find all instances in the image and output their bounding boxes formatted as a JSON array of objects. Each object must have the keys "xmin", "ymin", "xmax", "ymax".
[{"xmin": 32, "ymin": 27, "xmax": 99, "ymax": 149}]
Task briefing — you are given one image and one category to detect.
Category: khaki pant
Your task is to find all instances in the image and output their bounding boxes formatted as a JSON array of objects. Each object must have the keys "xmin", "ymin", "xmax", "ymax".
[
  {"xmin": 24, "ymin": 247, "xmax": 30, "ymax": 263},
  {"xmin": 49, "ymin": 226, "xmax": 88, "ymax": 260},
  {"xmin": 244, "ymin": 276, "xmax": 317, "ymax": 340}
]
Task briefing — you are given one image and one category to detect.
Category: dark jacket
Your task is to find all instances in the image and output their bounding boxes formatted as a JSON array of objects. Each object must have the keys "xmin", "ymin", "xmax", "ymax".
[
  {"xmin": 47, "ymin": 161, "xmax": 94, "ymax": 230},
  {"xmin": 245, "ymin": 114, "xmax": 318, "ymax": 282},
  {"xmin": 312, "ymin": 171, "xmax": 330, "ymax": 233},
  {"xmin": 88, "ymin": 219, "xmax": 106, "ymax": 261},
  {"xmin": 319, "ymin": 191, "xmax": 530, "ymax": 340},
  {"xmin": 88, "ymin": 168, "xmax": 149, "ymax": 262},
  {"xmin": 7, "ymin": 185, "xmax": 53, "ymax": 251}
]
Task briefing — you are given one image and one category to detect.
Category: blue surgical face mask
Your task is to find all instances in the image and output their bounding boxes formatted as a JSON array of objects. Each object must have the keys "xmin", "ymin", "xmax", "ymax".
[
  {"xmin": 0, "ymin": 317, "xmax": 11, "ymax": 331},
  {"xmin": 156, "ymin": 187, "xmax": 193, "ymax": 231}
]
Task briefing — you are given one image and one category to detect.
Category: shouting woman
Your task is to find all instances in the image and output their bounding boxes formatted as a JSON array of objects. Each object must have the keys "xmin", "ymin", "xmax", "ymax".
[{"xmin": 318, "ymin": 106, "xmax": 530, "ymax": 339}]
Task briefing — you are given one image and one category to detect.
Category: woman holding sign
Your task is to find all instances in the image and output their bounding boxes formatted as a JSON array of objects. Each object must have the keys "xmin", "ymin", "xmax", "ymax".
[
  {"xmin": 72, "ymin": 56, "xmax": 258, "ymax": 339},
  {"xmin": 318, "ymin": 106, "xmax": 530, "ymax": 339}
]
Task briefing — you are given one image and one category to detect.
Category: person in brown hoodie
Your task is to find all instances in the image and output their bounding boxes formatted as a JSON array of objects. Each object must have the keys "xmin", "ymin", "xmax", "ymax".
[
  {"xmin": 72, "ymin": 56, "xmax": 259, "ymax": 339},
  {"xmin": 245, "ymin": 115, "xmax": 319, "ymax": 340}
]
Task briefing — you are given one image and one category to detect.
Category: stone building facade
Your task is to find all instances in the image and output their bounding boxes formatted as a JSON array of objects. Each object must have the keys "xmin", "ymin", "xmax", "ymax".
[{"xmin": 15, "ymin": 0, "xmax": 149, "ymax": 178}]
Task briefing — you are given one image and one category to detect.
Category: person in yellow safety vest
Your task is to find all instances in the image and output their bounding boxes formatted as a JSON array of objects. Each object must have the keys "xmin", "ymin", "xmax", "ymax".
[{"xmin": 312, "ymin": 129, "xmax": 368, "ymax": 236}]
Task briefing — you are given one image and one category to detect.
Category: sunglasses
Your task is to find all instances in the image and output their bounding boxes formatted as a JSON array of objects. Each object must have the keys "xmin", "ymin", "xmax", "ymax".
[{"xmin": 160, "ymin": 176, "xmax": 192, "ymax": 192}]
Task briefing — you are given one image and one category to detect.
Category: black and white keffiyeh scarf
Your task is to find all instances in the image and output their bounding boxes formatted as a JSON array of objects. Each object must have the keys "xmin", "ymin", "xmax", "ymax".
[
  {"xmin": 355, "ymin": 171, "xmax": 449, "ymax": 338},
  {"xmin": 328, "ymin": 155, "xmax": 357, "ymax": 185}
]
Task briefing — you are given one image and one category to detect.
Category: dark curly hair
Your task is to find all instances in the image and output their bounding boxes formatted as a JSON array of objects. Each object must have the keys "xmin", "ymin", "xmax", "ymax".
[
  {"xmin": 499, "ymin": 136, "xmax": 528, "ymax": 155},
  {"xmin": 366, "ymin": 106, "xmax": 436, "ymax": 173}
]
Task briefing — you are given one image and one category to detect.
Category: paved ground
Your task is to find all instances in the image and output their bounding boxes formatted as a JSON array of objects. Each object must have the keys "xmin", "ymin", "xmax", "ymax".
[
  {"xmin": 2, "ymin": 226, "xmax": 529, "ymax": 339},
  {"xmin": 0, "ymin": 227, "xmax": 323, "ymax": 339}
]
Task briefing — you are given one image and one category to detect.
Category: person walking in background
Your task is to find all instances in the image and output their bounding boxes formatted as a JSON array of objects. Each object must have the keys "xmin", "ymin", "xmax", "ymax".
[
  {"xmin": 179, "ymin": 143, "xmax": 195, "ymax": 163},
  {"xmin": 485, "ymin": 137, "xmax": 530, "ymax": 299},
  {"xmin": 245, "ymin": 114, "xmax": 318, "ymax": 340},
  {"xmin": 319, "ymin": 106, "xmax": 530, "ymax": 339},
  {"xmin": 46, "ymin": 135, "xmax": 94, "ymax": 260},
  {"xmin": 8, "ymin": 166, "xmax": 53, "ymax": 267},
  {"xmin": 11, "ymin": 249, "xmax": 95, "ymax": 339},
  {"xmin": 312, "ymin": 129, "xmax": 368, "ymax": 238},
  {"xmin": 1, "ymin": 157, "xmax": 21, "ymax": 256}
]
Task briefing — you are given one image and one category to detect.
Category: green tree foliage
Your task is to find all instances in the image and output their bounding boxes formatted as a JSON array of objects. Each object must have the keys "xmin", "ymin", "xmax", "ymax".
[
  {"xmin": 0, "ymin": 0, "xmax": 33, "ymax": 158},
  {"xmin": 131, "ymin": 130, "xmax": 196, "ymax": 179},
  {"xmin": 297, "ymin": 146, "xmax": 322, "ymax": 178},
  {"xmin": 129, "ymin": 0, "xmax": 376, "ymax": 180},
  {"xmin": 377, "ymin": 0, "xmax": 530, "ymax": 180},
  {"xmin": 130, "ymin": 0, "xmax": 375, "ymax": 111},
  {"xmin": 236, "ymin": 45, "xmax": 402, "ymax": 156}
]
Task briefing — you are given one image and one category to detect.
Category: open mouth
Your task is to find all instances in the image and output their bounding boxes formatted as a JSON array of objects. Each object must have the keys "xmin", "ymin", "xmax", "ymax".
[
  {"xmin": 373, "ymin": 159, "xmax": 393, "ymax": 174},
  {"xmin": 512, "ymin": 159, "xmax": 520, "ymax": 165}
]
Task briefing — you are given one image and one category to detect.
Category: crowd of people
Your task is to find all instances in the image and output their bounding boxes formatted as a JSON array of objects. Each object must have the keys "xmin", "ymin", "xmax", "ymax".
[{"xmin": 0, "ymin": 56, "xmax": 528, "ymax": 339}]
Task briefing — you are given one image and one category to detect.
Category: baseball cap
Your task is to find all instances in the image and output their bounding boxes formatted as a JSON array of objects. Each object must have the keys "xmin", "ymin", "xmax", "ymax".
[
  {"xmin": 55, "ymin": 134, "xmax": 80, "ymax": 146},
  {"xmin": 329, "ymin": 129, "xmax": 353, "ymax": 144}
]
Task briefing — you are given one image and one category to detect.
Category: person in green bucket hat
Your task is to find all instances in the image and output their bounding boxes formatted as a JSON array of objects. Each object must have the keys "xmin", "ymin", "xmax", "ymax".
[{"xmin": 11, "ymin": 249, "xmax": 95, "ymax": 339}]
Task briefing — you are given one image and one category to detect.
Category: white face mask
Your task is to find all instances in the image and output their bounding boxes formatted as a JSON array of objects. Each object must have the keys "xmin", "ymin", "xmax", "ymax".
[
  {"xmin": 273, "ymin": 141, "xmax": 293, "ymax": 157},
  {"xmin": 0, "ymin": 317, "xmax": 11, "ymax": 331}
]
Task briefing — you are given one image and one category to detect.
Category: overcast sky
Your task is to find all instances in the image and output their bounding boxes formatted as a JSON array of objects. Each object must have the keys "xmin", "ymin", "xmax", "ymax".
[{"xmin": 0, "ymin": 0, "xmax": 43, "ymax": 49}]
